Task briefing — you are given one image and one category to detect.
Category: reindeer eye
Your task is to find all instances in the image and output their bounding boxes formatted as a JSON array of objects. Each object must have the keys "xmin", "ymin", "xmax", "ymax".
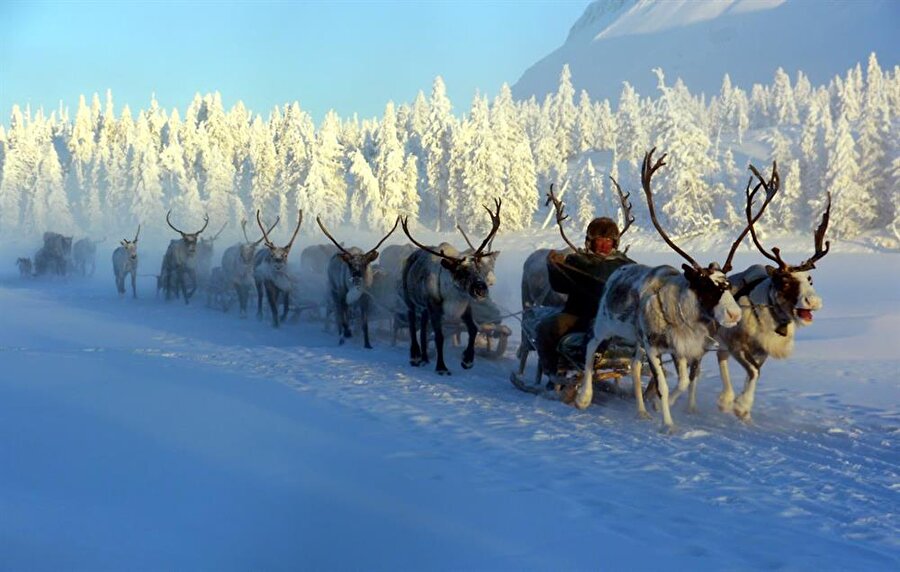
[{"xmin": 808, "ymin": 277, "xmax": 813, "ymax": 285}]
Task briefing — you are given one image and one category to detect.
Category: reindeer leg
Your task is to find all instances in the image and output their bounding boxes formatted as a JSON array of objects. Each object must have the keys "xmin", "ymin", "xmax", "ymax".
[
  {"xmin": 430, "ymin": 306, "xmax": 450, "ymax": 375},
  {"xmin": 266, "ymin": 282, "xmax": 280, "ymax": 328},
  {"xmin": 256, "ymin": 280, "xmax": 264, "ymax": 320},
  {"xmin": 461, "ymin": 305, "xmax": 477, "ymax": 369},
  {"xmin": 361, "ymin": 297, "xmax": 372, "ymax": 349},
  {"xmin": 733, "ymin": 352, "xmax": 764, "ymax": 422},
  {"xmin": 419, "ymin": 311, "xmax": 430, "ymax": 364},
  {"xmin": 668, "ymin": 356, "xmax": 691, "ymax": 407},
  {"xmin": 408, "ymin": 307, "xmax": 423, "ymax": 366},
  {"xmin": 632, "ymin": 352, "xmax": 651, "ymax": 419},
  {"xmin": 130, "ymin": 270, "xmax": 137, "ymax": 299},
  {"xmin": 687, "ymin": 359, "xmax": 701, "ymax": 414},
  {"xmin": 281, "ymin": 289, "xmax": 290, "ymax": 321},
  {"xmin": 717, "ymin": 349, "xmax": 735, "ymax": 412},
  {"xmin": 647, "ymin": 347, "xmax": 675, "ymax": 431},
  {"xmin": 576, "ymin": 332, "xmax": 602, "ymax": 410},
  {"xmin": 336, "ymin": 297, "xmax": 347, "ymax": 344}
]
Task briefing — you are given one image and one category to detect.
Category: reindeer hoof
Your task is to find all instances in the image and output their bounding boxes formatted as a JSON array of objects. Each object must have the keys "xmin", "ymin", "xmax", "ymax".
[
  {"xmin": 410, "ymin": 358, "xmax": 423, "ymax": 367},
  {"xmin": 717, "ymin": 394, "xmax": 735, "ymax": 412},
  {"xmin": 734, "ymin": 408, "xmax": 753, "ymax": 423},
  {"xmin": 461, "ymin": 360, "xmax": 474, "ymax": 369},
  {"xmin": 636, "ymin": 410, "xmax": 652, "ymax": 420},
  {"xmin": 437, "ymin": 369, "xmax": 452, "ymax": 376},
  {"xmin": 364, "ymin": 344, "xmax": 373, "ymax": 349},
  {"xmin": 660, "ymin": 424, "xmax": 678, "ymax": 435},
  {"xmin": 339, "ymin": 338, "xmax": 346, "ymax": 346}
]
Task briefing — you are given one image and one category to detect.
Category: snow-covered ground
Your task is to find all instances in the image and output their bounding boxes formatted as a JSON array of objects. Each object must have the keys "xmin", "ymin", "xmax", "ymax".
[{"xmin": 1, "ymin": 234, "xmax": 898, "ymax": 570}]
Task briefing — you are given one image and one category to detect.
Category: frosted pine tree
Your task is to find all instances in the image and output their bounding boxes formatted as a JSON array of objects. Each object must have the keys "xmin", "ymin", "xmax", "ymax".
[
  {"xmin": 615, "ymin": 82, "xmax": 647, "ymax": 165},
  {"xmin": 36, "ymin": 139, "xmax": 75, "ymax": 234},
  {"xmin": 553, "ymin": 65, "xmax": 577, "ymax": 161},
  {"xmin": 0, "ymin": 106, "xmax": 34, "ymax": 234},
  {"xmin": 69, "ymin": 95, "xmax": 98, "ymax": 231},
  {"xmin": 749, "ymin": 84, "xmax": 771, "ymax": 129},
  {"xmin": 203, "ymin": 142, "xmax": 241, "ymax": 229},
  {"xmin": 304, "ymin": 110, "xmax": 347, "ymax": 227},
  {"xmin": 346, "ymin": 149, "xmax": 378, "ymax": 228},
  {"xmin": 421, "ymin": 76, "xmax": 455, "ymax": 230},
  {"xmin": 826, "ymin": 113, "xmax": 872, "ymax": 238},
  {"xmin": 594, "ymin": 99, "xmax": 616, "ymax": 151},
  {"xmin": 794, "ymin": 71, "xmax": 813, "ymax": 113},
  {"xmin": 456, "ymin": 95, "xmax": 504, "ymax": 233},
  {"xmin": 491, "ymin": 84, "xmax": 537, "ymax": 230},
  {"xmin": 160, "ymin": 127, "xmax": 203, "ymax": 220},
  {"xmin": 248, "ymin": 116, "xmax": 279, "ymax": 219},
  {"xmin": 372, "ymin": 102, "xmax": 412, "ymax": 231},
  {"xmin": 771, "ymin": 67, "xmax": 799, "ymax": 125},
  {"xmin": 573, "ymin": 90, "xmax": 596, "ymax": 154},
  {"xmin": 129, "ymin": 114, "xmax": 164, "ymax": 229},
  {"xmin": 766, "ymin": 130, "xmax": 801, "ymax": 228},
  {"xmin": 569, "ymin": 157, "xmax": 605, "ymax": 230}
]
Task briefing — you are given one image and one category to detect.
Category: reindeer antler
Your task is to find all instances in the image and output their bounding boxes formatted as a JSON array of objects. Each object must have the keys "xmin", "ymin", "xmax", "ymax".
[
  {"xmin": 545, "ymin": 184, "xmax": 580, "ymax": 252},
  {"xmin": 792, "ymin": 193, "xmax": 831, "ymax": 271},
  {"xmin": 722, "ymin": 161, "xmax": 780, "ymax": 273},
  {"xmin": 473, "ymin": 198, "xmax": 502, "ymax": 258},
  {"xmin": 368, "ymin": 216, "xmax": 400, "ymax": 257},
  {"xmin": 456, "ymin": 224, "xmax": 476, "ymax": 251},
  {"xmin": 316, "ymin": 217, "xmax": 353, "ymax": 256},
  {"xmin": 285, "ymin": 210, "xmax": 303, "ymax": 250},
  {"xmin": 744, "ymin": 163, "xmax": 789, "ymax": 271},
  {"xmin": 256, "ymin": 210, "xmax": 275, "ymax": 247},
  {"xmin": 609, "ymin": 175, "xmax": 635, "ymax": 236},
  {"xmin": 248, "ymin": 216, "xmax": 280, "ymax": 245},
  {"xmin": 133, "ymin": 225, "xmax": 141, "ymax": 242},
  {"xmin": 400, "ymin": 216, "xmax": 461, "ymax": 262},
  {"xmin": 641, "ymin": 148, "xmax": 701, "ymax": 270},
  {"xmin": 209, "ymin": 221, "xmax": 228, "ymax": 241}
]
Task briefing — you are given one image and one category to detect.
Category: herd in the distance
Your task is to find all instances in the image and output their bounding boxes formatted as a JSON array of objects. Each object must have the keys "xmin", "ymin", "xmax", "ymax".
[{"xmin": 13, "ymin": 148, "xmax": 832, "ymax": 431}]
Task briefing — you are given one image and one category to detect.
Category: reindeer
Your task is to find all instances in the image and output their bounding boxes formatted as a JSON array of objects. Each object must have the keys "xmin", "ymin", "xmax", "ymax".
[
  {"xmin": 317, "ymin": 217, "xmax": 399, "ymax": 348},
  {"xmin": 254, "ymin": 209, "xmax": 302, "ymax": 328},
  {"xmin": 72, "ymin": 237, "xmax": 105, "ymax": 276},
  {"xmin": 34, "ymin": 232, "xmax": 73, "ymax": 276},
  {"xmin": 713, "ymin": 171, "xmax": 832, "ymax": 422},
  {"xmin": 220, "ymin": 217, "xmax": 280, "ymax": 317},
  {"xmin": 160, "ymin": 210, "xmax": 209, "ymax": 303},
  {"xmin": 112, "ymin": 225, "xmax": 141, "ymax": 298},
  {"xmin": 195, "ymin": 222, "xmax": 228, "ymax": 291},
  {"xmin": 16, "ymin": 257, "xmax": 33, "ymax": 278},
  {"xmin": 401, "ymin": 199, "xmax": 502, "ymax": 375},
  {"xmin": 576, "ymin": 149, "xmax": 759, "ymax": 430},
  {"xmin": 300, "ymin": 244, "xmax": 341, "ymax": 275}
]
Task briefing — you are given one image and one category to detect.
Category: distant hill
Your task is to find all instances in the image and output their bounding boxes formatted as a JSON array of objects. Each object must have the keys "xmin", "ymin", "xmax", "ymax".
[{"xmin": 513, "ymin": 0, "xmax": 899, "ymax": 102}]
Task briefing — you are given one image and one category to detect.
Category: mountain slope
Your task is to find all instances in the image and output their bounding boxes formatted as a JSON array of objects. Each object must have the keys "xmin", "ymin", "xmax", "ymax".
[{"xmin": 513, "ymin": 0, "xmax": 899, "ymax": 101}]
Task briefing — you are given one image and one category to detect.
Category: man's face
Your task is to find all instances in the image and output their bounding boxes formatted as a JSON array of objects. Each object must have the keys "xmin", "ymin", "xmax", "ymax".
[{"xmin": 589, "ymin": 236, "xmax": 615, "ymax": 256}]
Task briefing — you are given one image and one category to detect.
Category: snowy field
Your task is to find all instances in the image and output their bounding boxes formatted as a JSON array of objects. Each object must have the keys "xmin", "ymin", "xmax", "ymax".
[{"xmin": 1, "ymin": 233, "xmax": 898, "ymax": 570}]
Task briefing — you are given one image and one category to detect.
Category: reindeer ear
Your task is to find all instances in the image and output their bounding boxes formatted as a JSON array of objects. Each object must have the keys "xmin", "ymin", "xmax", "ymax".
[
  {"xmin": 440, "ymin": 258, "xmax": 459, "ymax": 271},
  {"xmin": 366, "ymin": 251, "xmax": 379, "ymax": 263},
  {"xmin": 681, "ymin": 263, "xmax": 696, "ymax": 277},
  {"xmin": 765, "ymin": 265, "xmax": 777, "ymax": 276},
  {"xmin": 340, "ymin": 252, "xmax": 352, "ymax": 263}
]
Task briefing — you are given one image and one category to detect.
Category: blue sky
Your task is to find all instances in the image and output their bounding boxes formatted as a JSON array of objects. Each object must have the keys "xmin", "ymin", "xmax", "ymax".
[{"xmin": 0, "ymin": 1, "xmax": 588, "ymax": 123}]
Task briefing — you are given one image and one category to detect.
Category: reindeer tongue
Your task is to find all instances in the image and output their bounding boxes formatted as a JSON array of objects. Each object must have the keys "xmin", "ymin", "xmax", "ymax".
[{"xmin": 796, "ymin": 308, "xmax": 813, "ymax": 321}]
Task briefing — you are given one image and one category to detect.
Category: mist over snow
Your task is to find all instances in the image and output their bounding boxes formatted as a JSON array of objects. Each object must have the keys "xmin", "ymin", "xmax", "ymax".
[{"xmin": 513, "ymin": 0, "xmax": 899, "ymax": 103}]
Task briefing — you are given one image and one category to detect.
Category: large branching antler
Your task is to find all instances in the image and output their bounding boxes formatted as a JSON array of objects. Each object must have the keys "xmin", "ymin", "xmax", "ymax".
[
  {"xmin": 245, "ymin": 216, "xmax": 280, "ymax": 245},
  {"xmin": 609, "ymin": 175, "xmax": 635, "ymax": 236},
  {"xmin": 400, "ymin": 216, "xmax": 461, "ymax": 262},
  {"xmin": 133, "ymin": 225, "xmax": 141, "ymax": 243},
  {"xmin": 316, "ymin": 217, "xmax": 353, "ymax": 256},
  {"xmin": 209, "ymin": 221, "xmax": 228, "ymax": 241},
  {"xmin": 792, "ymin": 193, "xmax": 831, "ymax": 271},
  {"xmin": 641, "ymin": 148, "xmax": 701, "ymax": 270},
  {"xmin": 722, "ymin": 161, "xmax": 780, "ymax": 273},
  {"xmin": 285, "ymin": 210, "xmax": 303, "ymax": 250},
  {"xmin": 456, "ymin": 224, "xmax": 476, "ymax": 251},
  {"xmin": 744, "ymin": 164, "xmax": 789, "ymax": 270},
  {"xmin": 472, "ymin": 198, "xmax": 502, "ymax": 258},
  {"xmin": 166, "ymin": 210, "xmax": 209, "ymax": 236},
  {"xmin": 545, "ymin": 184, "xmax": 580, "ymax": 252},
  {"xmin": 368, "ymin": 216, "xmax": 400, "ymax": 257}
]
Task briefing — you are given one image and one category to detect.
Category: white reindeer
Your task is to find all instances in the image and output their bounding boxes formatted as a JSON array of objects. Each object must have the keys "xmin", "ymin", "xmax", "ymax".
[
  {"xmin": 112, "ymin": 225, "xmax": 140, "ymax": 298},
  {"xmin": 577, "ymin": 150, "xmax": 756, "ymax": 430},
  {"xmin": 221, "ymin": 217, "xmax": 279, "ymax": 317},
  {"xmin": 714, "ymin": 168, "xmax": 832, "ymax": 421},
  {"xmin": 253, "ymin": 209, "xmax": 302, "ymax": 328}
]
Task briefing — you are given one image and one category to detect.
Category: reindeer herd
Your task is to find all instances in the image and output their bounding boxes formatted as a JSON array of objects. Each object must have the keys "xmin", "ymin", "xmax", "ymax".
[{"xmin": 11, "ymin": 148, "xmax": 833, "ymax": 431}]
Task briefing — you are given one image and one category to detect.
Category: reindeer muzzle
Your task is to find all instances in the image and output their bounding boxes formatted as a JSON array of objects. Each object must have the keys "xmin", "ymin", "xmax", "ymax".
[{"xmin": 470, "ymin": 281, "xmax": 488, "ymax": 300}]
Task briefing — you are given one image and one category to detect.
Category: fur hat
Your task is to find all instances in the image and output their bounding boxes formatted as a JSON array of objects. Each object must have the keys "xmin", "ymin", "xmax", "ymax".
[{"xmin": 586, "ymin": 217, "xmax": 620, "ymax": 246}]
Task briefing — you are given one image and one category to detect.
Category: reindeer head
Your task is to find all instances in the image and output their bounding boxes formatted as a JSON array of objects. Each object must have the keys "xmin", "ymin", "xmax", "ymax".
[
  {"xmin": 318, "ymin": 216, "xmax": 399, "ymax": 293},
  {"xmin": 198, "ymin": 221, "xmax": 228, "ymax": 258},
  {"xmin": 456, "ymin": 224, "xmax": 500, "ymax": 286},
  {"xmin": 166, "ymin": 210, "xmax": 209, "ymax": 256},
  {"xmin": 641, "ymin": 149, "xmax": 748, "ymax": 328},
  {"xmin": 257, "ymin": 209, "xmax": 302, "ymax": 272},
  {"xmin": 403, "ymin": 199, "xmax": 502, "ymax": 302},
  {"xmin": 120, "ymin": 225, "xmax": 141, "ymax": 261},
  {"xmin": 744, "ymin": 169, "xmax": 831, "ymax": 327}
]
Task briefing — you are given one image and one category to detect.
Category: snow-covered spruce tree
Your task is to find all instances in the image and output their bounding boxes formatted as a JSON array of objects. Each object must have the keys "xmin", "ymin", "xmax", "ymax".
[
  {"xmin": 771, "ymin": 67, "xmax": 799, "ymax": 126},
  {"xmin": 421, "ymin": 76, "xmax": 455, "ymax": 231},
  {"xmin": 766, "ymin": 129, "xmax": 802, "ymax": 229},
  {"xmin": 68, "ymin": 95, "xmax": 96, "ymax": 231},
  {"xmin": 248, "ymin": 115, "xmax": 279, "ymax": 220},
  {"xmin": 858, "ymin": 54, "xmax": 893, "ymax": 227},
  {"xmin": 573, "ymin": 90, "xmax": 596, "ymax": 154},
  {"xmin": 838, "ymin": 64, "xmax": 864, "ymax": 123},
  {"xmin": 373, "ymin": 101, "xmax": 416, "ymax": 231},
  {"xmin": 749, "ymin": 84, "xmax": 771, "ymax": 129},
  {"xmin": 303, "ymin": 110, "xmax": 347, "ymax": 227},
  {"xmin": 450, "ymin": 95, "xmax": 503, "ymax": 233},
  {"xmin": 129, "ymin": 113, "xmax": 164, "ymax": 230},
  {"xmin": 826, "ymin": 112, "xmax": 873, "ymax": 238},
  {"xmin": 160, "ymin": 123, "xmax": 203, "ymax": 221},
  {"xmin": 594, "ymin": 99, "xmax": 616, "ymax": 151},
  {"xmin": 346, "ymin": 149, "xmax": 378, "ymax": 228},
  {"xmin": 794, "ymin": 71, "xmax": 813, "ymax": 115},
  {"xmin": 530, "ymin": 106, "xmax": 566, "ymax": 223},
  {"xmin": 202, "ymin": 142, "xmax": 241, "ymax": 230},
  {"xmin": 0, "ymin": 106, "xmax": 34, "ymax": 234},
  {"xmin": 491, "ymin": 83, "xmax": 537, "ymax": 231},
  {"xmin": 615, "ymin": 82, "xmax": 648, "ymax": 166},
  {"xmin": 552, "ymin": 64, "xmax": 577, "ymax": 161},
  {"xmin": 652, "ymin": 69, "xmax": 720, "ymax": 234},
  {"xmin": 36, "ymin": 137, "xmax": 76, "ymax": 234},
  {"xmin": 569, "ymin": 156, "xmax": 605, "ymax": 230}
]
